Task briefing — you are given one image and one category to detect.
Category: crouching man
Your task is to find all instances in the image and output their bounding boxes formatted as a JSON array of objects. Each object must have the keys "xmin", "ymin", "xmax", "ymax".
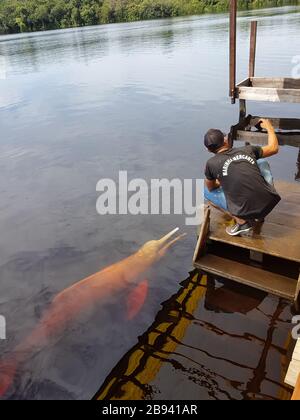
[{"xmin": 204, "ymin": 119, "xmax": 281, "ymax": 236}]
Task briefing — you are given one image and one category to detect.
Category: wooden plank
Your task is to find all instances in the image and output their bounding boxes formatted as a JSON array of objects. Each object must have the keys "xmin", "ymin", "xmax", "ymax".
[
  {"xmin": 194, "ymin": 254, "xmax": 297, "ymax": 300},
  {"xmin": 236, "ymin": 130, "xmax": 300, "ymax": 147},
  {"xmin": 205, "ymin": 179, "xmax": 300, "ymax": 280},
  {"xmin": 292, "ymin": 340, "xmax": 300, "ymax": 362},
  {"xmin": 193, "ymin": 207, "xmax": 210, "ymax": 264},
  {"xmin": 209, "ymin": 207, "xmax": 300, "ymax": 263},
  {"xmin": 265, "ymin": 210, "xmax": 300, "ymax": 229},
  {"xmin": 285, "ymin": 340, "xmax": 300, "ymax": 388},
  {"xmin": 249, "ymin": 21, "xmax": 257, "ymax": 78},
  {"xmin": 238, "ymin": 86, "xmax": 300, "ymax": 103},
  {"xmin": 250, "ymin": 77, "xmax": 300, "ymax": 89},
  {"xmin": 286, "ymin": 361, "xmax": 300, "ymax": 388}
]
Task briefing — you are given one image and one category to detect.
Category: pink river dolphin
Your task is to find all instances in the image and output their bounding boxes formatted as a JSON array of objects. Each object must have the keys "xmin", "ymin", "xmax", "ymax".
[{"xmin": 0, "ymin": 228, "xmax": 185, "ymax": 396}]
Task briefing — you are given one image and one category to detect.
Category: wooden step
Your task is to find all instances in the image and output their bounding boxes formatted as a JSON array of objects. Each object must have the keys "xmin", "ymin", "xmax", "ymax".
[
  {"xmin": 209, "ymin": 207, "xmax": 300, "ymax": 264},
  {"xmin": 194, "ymin": 254, "xmax": 297, "ymax": 300},
  {"xmin": 209, "ymin": 217, "xmax": 300, "ymax": 263}
]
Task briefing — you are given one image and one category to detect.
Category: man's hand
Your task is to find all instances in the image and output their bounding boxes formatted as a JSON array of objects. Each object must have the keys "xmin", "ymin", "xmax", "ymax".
[
  {"xmin": 260, "ymin": 118, "xmax": 273, "ymax": 131},
  {"xmin": 206, "ymin": 179, "xmax": 221, "ymax": 192},
  {"xmin": 259, "ymin": 119, "xmax": 279, "ymax": 158}
]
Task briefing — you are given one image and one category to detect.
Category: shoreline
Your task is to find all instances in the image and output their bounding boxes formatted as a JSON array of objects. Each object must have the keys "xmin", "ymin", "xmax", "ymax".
[{"xmin": 0, "ymin": 2, "xmax": 299, "ymax": 37}]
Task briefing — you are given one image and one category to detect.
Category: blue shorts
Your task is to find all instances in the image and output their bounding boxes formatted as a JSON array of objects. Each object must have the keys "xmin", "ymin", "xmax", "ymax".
[{"xmin": 204, "ymin": 159, "xmax": 274, "ymax": 212}]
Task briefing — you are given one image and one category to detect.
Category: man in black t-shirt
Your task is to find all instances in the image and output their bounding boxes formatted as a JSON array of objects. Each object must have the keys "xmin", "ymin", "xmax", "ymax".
[{"xmin": 204, "ymin": 119, "xmax": 281, "ymax": 236}]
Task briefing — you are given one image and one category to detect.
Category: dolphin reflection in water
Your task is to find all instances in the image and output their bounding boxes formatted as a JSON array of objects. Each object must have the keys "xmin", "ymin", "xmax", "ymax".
[{"xmin": 0, "ymin": 228, "xmax": 185, "ymax": 397}]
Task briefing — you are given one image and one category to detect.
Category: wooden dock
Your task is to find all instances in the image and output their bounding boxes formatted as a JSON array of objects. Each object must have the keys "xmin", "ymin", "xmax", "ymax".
[
  {"xmin": 193, "ymin": 1, "xmax": 300, "ymax": 399},
  {"xmin": 199, "ymin": 2, "xmax": 300, "ymax": 307}
]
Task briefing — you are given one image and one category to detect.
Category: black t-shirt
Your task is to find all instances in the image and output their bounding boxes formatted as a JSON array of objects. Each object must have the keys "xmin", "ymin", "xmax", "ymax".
[{"xmin": 205, "ymin": 145, "xmax": 281, "ymax": 219}]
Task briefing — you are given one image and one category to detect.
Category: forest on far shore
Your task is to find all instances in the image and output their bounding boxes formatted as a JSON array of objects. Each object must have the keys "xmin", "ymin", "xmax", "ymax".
[{"xmin": 0, "ymin": 0, "xmax": 299, "ymax": 34}]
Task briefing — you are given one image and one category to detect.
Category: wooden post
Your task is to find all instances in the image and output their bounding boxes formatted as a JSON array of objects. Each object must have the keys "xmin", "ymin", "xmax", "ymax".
[
  {"xmin": 249, "ymin": 21, "xmax": 258, "ymax": 78},
  {"xmin": 229, "ymin": 0, "xmax": 237, "ymax": 104},
  {"xmin": 239, "ymin": 99, "xmax": 247, "ymax": 122},
  {"xmin": 294, "ymin": 273, "xmax": 300, "ymax": 313}
]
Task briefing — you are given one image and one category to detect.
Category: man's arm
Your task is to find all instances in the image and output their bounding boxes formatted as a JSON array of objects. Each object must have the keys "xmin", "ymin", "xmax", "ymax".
[
  {"xmin": 205, "ymin": 179, "xmax": 221, "ymax": 192},
  {"xmin": 205, "ymin": 161, "xmax": 221, "ymax": 191},
  {"xmin": 260, "ymin": 119, "xmax": 279, "ymax": 158}
]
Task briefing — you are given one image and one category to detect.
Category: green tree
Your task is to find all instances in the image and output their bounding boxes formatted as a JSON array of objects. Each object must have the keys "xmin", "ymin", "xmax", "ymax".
[
  {"xmin": 0, "ymin": 0, "xmax": 299, "ymax": 34},
  {"xmin": 34, "ymin": 3, "xmax": 51, "ymax": 30}
]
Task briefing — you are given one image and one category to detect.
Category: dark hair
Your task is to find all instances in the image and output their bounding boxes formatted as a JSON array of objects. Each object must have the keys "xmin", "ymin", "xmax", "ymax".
[{"xmin": 204, "ymin": 129, "xmax": 225, "ymax": 152}]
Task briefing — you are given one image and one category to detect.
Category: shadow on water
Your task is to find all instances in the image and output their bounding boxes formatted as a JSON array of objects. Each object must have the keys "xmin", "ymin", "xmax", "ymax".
[{"xmin": 94, "ymin": 271, "xmax": 293, "ymax": 401}]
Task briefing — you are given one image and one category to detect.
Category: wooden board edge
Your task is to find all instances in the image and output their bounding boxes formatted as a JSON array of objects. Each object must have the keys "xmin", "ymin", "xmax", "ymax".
[
  {"xmin": 237, "ymin": 86, "xmax": 300, "ymax": 103},
  {"xmin": 292, "ymin": 374, "xmax": 300, "ymax": 400},
  {"xmin": 193, "ymin": 207, "xmax": 210, "ymax": 265},
  {"xmin": 194, "ymin": 260, "xmax": 296, "ymax": 300},
  {"xmin": 250, "ymin": 77, "xmax": 300, "ymax": 88}
]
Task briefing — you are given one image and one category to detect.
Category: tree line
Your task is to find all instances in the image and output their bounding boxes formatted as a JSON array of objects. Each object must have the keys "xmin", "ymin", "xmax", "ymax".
[{"xmin": 0, "ymin": 0, "xmax": 299, "ymax": 34}]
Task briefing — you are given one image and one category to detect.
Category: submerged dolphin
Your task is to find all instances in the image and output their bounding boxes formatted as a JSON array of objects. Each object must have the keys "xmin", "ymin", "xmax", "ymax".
[{"xmin": 0, "ymin": 228, "xmax": 185, "ymax": 397}]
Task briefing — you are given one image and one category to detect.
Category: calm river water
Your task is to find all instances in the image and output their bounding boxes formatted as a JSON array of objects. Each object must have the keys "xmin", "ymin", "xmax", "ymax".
[{"xmin": 0, "ymin": 6, "xmax": 299, "ymax": 400}]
